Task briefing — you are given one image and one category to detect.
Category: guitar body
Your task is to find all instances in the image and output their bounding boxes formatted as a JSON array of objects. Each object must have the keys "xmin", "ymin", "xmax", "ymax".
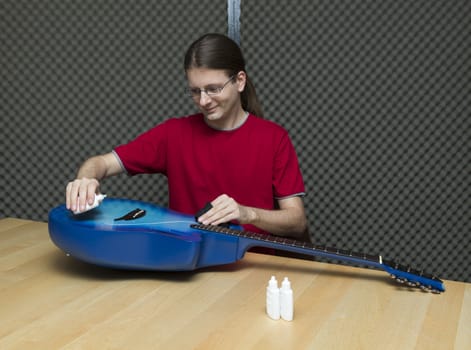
[{"xmin": 48, "ymin": 198, "xmax": 244, "ymax": 270}]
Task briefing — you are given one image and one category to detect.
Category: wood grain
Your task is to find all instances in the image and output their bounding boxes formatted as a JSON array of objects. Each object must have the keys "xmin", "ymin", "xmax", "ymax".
[{"xmin": 0, "ymin": 218, "xmax": 469, "ymax": 349}]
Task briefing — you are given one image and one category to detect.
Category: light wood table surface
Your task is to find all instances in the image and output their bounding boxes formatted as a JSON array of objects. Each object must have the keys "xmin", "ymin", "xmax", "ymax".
[{"xmin": 1, "ymin": 218, "xmax": 470, "ymax": 349}]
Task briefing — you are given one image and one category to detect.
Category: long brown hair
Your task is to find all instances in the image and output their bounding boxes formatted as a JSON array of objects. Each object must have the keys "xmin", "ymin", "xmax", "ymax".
[{"xmin": 184, "ymin": 33, "xmax": 264, "ymax": 118}]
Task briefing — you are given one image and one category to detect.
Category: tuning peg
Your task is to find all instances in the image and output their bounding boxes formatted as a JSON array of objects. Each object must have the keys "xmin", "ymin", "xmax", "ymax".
[
  {"xmin": 406, "ymin": 280, "xmax": 419, "ymax": 287},
  {"xmin": 420, "ymin": 285, "xmax": 432, "ymax": 292}
]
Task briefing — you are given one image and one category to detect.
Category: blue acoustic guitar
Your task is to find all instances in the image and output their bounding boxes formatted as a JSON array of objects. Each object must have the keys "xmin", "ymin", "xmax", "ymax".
[{"xmin": 48, "ymin": 198, "xmax": 445, "ymax": 293}]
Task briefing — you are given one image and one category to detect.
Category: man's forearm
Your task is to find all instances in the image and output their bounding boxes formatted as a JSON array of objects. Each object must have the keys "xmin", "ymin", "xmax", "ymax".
[
  {"xmin": 242, "ymin": 205, "xmax": 309, "ymax": 240},
  {"xmin": 76, "ymin": 153, "xmax": 122, "ymax": 180},
  {"xmin": 76, "ymin": 156, "xmax": 107, "ymax": 180}
]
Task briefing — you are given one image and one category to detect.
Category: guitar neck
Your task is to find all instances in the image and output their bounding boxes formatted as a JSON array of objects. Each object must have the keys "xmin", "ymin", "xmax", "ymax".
[
  {"xmin": 191, "ymin": 223, "xmax": 445, "ymax": 293},
  {"xmin": 191, "ymin": 224, "xmax": 383, "ymax": 269}
]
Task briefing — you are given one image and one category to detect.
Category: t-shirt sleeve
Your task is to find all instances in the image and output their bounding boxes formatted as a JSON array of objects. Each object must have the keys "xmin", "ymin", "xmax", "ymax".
[
  {"xmin": 113, "ymin": 121, "xmax": 169, "ymax": 176},
  {"xmin": 272, "ymin": 131, "xmax": 306, "ymax": 199}
]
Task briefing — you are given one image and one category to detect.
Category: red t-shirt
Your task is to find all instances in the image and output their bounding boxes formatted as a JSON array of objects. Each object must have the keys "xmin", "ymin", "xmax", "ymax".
[{"xmin": 114, "ymin": 113, "xmax": 305, "ymax": 234}]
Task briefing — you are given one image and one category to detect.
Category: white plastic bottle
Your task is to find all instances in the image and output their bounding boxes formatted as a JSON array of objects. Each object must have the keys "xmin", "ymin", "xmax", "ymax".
[
  {"xmin": 280, "ymin": 277, "xmax": 294, "ymax": 321},
  {"xmin": 266, "ymin": 276, "xmax": 280, "ymax": 320}
]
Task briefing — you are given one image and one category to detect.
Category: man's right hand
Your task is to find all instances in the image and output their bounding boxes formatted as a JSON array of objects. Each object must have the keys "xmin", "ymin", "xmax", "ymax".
[
  {"xmin": 65, "ymin": 153, "xmax": 124, "ymax": 212},
  {"xmin": 66, "ymin": 177, "xmax": 100, "ymax": 213}
]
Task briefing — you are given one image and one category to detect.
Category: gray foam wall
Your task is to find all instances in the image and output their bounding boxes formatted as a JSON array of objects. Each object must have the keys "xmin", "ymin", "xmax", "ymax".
[{"xmin": 2, "ymin": 0, "xmax": 470, "ymax": 282}]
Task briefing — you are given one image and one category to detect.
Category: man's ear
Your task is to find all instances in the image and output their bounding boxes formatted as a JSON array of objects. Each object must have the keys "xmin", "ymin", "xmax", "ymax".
[{"xmin": 236, "ymin": 71, "xmax": 247, "ymax": 92}]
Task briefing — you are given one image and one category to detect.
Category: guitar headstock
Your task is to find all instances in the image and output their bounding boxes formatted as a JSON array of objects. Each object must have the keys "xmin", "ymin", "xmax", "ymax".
[{"xmin": 382, "ymin": 259, "xmax": 445, "ymax": 293}]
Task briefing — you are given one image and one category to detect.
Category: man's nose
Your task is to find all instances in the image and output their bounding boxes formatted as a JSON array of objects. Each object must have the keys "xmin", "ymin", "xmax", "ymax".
[{"xmin": 199, "ymin": 92, "xmax": 212, "ymax": 105}]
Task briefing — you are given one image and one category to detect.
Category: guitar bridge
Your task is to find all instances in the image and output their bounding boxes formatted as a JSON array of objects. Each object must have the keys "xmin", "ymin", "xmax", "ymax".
[{"xmin": 114, "ymin": 208, "xmax": 146, "ymax": 221}]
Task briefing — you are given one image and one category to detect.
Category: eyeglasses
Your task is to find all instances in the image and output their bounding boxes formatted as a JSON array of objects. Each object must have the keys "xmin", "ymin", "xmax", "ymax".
[{"xmin": 186, "ymin": 75, "xmax": 235, "ymax": 99}]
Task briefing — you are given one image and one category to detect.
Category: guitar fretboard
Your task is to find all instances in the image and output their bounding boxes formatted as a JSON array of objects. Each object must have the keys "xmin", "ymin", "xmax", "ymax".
[{"xmin": 191, "ymin": 223, "xmax": 381, "ymax": 264}]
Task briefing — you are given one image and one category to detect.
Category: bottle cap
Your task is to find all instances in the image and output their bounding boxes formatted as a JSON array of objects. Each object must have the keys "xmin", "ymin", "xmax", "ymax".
[
  {"xmin": 281, "ymin": 277, "xmax": 291, "ymax": 290},
  {"xmin": 268, "ymin": 276, "xmax": 278, "ymax": 288}
]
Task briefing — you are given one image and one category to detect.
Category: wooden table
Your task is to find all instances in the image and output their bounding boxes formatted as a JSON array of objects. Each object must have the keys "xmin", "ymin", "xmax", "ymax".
[{"xmin": 1, "ymin": 218, "xmax": 470, "ymax": 349}]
